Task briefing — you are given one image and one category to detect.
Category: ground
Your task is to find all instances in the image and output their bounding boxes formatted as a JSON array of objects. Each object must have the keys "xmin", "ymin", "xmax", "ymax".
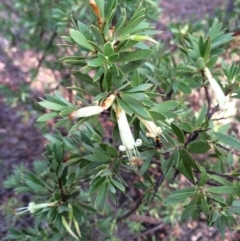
[{"xmin": 0, "ymin": 0, "xmax": 240, "ymax": 240}]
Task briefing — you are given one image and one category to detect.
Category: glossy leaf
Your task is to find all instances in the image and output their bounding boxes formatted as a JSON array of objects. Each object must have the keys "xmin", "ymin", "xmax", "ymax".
[
  {"xmin": 214, "ymin": 132, "xmax": 240, "ymax": 151},
  {"xmin": 171, "ymin": 123, "xmax": 184, "ymax": 144},
  {"xmin": 163, "ymin": 189, "xmax": 197, "ymax": 206},
  {"xmin": 150, "ymin": 100, "xmax": 179, "ymax": 112},
  {"xmin": 69, "ymin": 29, "xmax": 94, "ymax": 51},
  {"xmin": 206, "ymin": 186, "xmax": 240, "ymax": 194},
  {"xmin": 187, "ymin": 141, "xmax": 210, "ymax": 154}
]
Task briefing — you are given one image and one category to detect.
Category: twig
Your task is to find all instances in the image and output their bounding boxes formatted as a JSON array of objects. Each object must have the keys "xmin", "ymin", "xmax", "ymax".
[
  {"xmin": 58, "ymin": 178, "xmax": 67, "ymax": 202},
  {"xmin": 214, "ymin": 143, "xmax": 240, "ymax": 157},
  {"xmin": 207, "ymin": 170, "xmax": 240, "ymax": 182},
  {"xmin": 36, "ymin": 31, "xmax": 57, "ymax": 70},
  {"xmin": 208, "ymin": 104, "xmax": 220, "ymax": 119},
  {"xmin": 194, "ymin": 170, "xmax": 240, "ymax": 182},
  {"xmin": 153, "ymin": 174, "xmax": 165, "ymax": 199},
  {"xmin": 129, "ymin": 214, "xmax": 162, "ymax": 225},
  {"xmin": 212, "ymin": 117, "xmax": 229, "ymax": 121},
  {"xmin": 170, "ymin": 170, "xmax": 179, "ymax": 184},
  {"xmin": 117, "ymin": 195, "xmax": 144, "ymax": 222},
  {"xmin": 136, "ymin": 223, "xmax": 166, "ymax": 238}
]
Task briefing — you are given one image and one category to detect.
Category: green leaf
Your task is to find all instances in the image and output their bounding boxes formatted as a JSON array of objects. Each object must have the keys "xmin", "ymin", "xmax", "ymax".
[
  {"xmin": 108, "ymin": 53, "xmax": 119, "ymax": 62},
  {"xmin": 95, "ymin": 183, "xmax": 108, "ymax": 210},
  {"xmin": 206, "ymin": 55, "xmax": 218, "ymax": 68},
  {"xmin": 91, "ymin": 25, "xmax": 105, "ymax": 45},
  {"xmin": 125, "ymin": 84, "xmax": 153, "ymax": 93},
  {"xmin": 198, "ymin": 167, "xmax": 208, "ymax": 186},
  {"xmin": 163, "ymin": 149, "xmax": 179, "ymax": 178},
  {"xmin": 88, "ymin": 58, "xmax": 103, "ymax": 67},
  {"xmin": 106, "ymin": 146, "xmax": 118, "ymax": 157},
  {"xmin": 116, "ymin": 97, "xmax": 133, "ymax": 116},
  {"xmin": 149, "ymin": 111, "xmax": 166, "ymax": 121},
  {"xmin": 178, "ymin": 82, "xmax": 192, "ymax": 94},
  {"xmin": 200, "ymin": 194, "xmax": 210, "ymax": 216},
  {"xmin": 71, "ymin": 71, "xmax": 95, "ymax": 85},
  {"xmin": 69, "ymin": 29, "xmax": 94, "ymax": 51},
  {"xmin": 120, "ymin": 15, "xmax": 145, "ymax": 38},
  {"xmin": 139, "ymin": 150, "xmax": 157, "ymax": 175},
  {"xmin": 105, "ymin": 0, "xmax": 117, "ymax": 21},
  {"xmin": 118, "ymin": 49, "xmax": 153, "ymax": 62},
  {"xmin": 131, "ymin": 70, "xmax": 140, "ymax": 87},
  {"xmin": 120, "ymin": 93, "xmax": 151, "ymax": 120},
  {"xmin": 203, "ymin": 37, "xmax": 211, "ymax": 62},
  {"xmin": 180, "ymin": 121, "xmax": 193, "ymax": 133},
  {"xmin": 196, "ymin": 104, "xmax": 207, "ymax": 127},
  {"xmin": 89, "ymin": 177, "xmax": 105, "ymax": 195},
  {"xmin": 36, "ymin": 112, "xmax": 58, "ymax": 122},
  {"xmin": 100, "ymin": 169, "xmax": 112, "ymax": 177},
  {"xmin": 120, "ymin": 60, "xmax": 145, "ymax": 73},
  {"xmin": 180, "ymin": 149, "xmax": 200, "ymax": 171},
  {"xmin": 151, "ymin": 100, "xmax": 179, "ymax": 112},
  {"xmin": 103, "ymin": 42, "xmax": 114, "ymax": 56},
  {"xmin": 206, "ymin": 186, "xmax": 240, "ymax": 194},
  {"xmin": 181, "ymin": 195, "xmax": 198, "ymax": 222},
  {"xmin": 227, "ymin": 152, "xmax": 234, "ymax": 166},
  {"xmin": 177, "ymin": 160, "xmax": 195, "ymax": 183},
  {"xmin": 196, "ymin": 57, "xmax": 205, "ymax": 69},
  {"xmin": 187, "ymin": 141, "xmax": 210, "ymax": 154},
  {"xmin": 78, "ymin": 21, "xmax": 92, "ymax": 41},
  {"xmin": 171, "ymin": 123, "xmax": 184, "ymax": 144},
  {"xmin": 208, "ymin": 174, "xmax": 232, "ymax": 186},
  {"xmin": 111, "ymin": 178, "xmax": 125, "ymax": 192},
  {"xmin": 213, "ymin": 132, "xmax": 240, "ymax": 151},
  {"xmin": 114, "ymin": 15, "xmax": 126, "ymax": 34},
  {"xmin": 38, "ymin": 101, "xmax": 66, "ymax": 111},
  {"xmin": 163, "ymin": 190, "xmax": 197, "ymax": 206}
]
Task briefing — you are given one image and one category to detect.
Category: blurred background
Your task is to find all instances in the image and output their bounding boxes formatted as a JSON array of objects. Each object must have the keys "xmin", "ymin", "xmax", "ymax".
[{"xmin": 0, "ymin": 0, "xmax": 240, "ymax": 240}]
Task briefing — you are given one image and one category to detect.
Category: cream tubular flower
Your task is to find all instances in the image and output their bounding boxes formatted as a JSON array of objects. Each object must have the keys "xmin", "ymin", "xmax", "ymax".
[
  {"xmin": 204, "ymin": 67, "xmax": 228, "ymax": 108},
  {"xmin": 138, "ymin": 116, "xmax": 162, "ymax": 139},
  {"xmin": 115, "ymin": 106, "xmax": 142, "ymax": 162},
  {"xmin": 69, "ymin": 94, "xmax": 115, "ymax": 119},
  {"xmin": 69, "ymin": 106, "xmax": 105, "ymax": 119},
  {"xmin": 15, "ymin": 201, "xmax": 57, "ymax": 215}
]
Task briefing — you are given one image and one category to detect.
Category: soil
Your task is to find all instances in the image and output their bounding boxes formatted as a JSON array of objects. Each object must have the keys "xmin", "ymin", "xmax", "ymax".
[{"xmin": 0, "ymin": 0, "xmax": 239, "ymax": 240}]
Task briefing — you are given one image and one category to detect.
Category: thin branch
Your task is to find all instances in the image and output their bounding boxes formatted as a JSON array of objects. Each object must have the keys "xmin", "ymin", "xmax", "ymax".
[
  {"xmin": 58, "ymin": 178, "xmax": 67, "ymax": 202},
  {"xmin": 135, "ymin": 223, "xmax": 166, "ymax": 238},
  {"xmin": 129, "ymin": 214, "xmax": 162, "ymax": 225},
  {"xmin": 212, "ymin": 117, "xmax": 229, "ymax": 121},
  {"xmin": 36, "ymin": 31, "xmax": 58, "ymax": 70},
  {"xmin": 117, "ymin": 195, "xmax": 144, "ymax": 222},
  {"xmin": 206, "ymin": 170, "xmax": 240, "ymax": 182},
  {"xmin": 194, "ymin": 170, "xmax": 240, "ymax": 182},
  {"xmin": 208, "ymin": 104, "xmax": 220, "ymax": 119},
  {"xmin": 153, "ymin": 174, "xmax": 165, "ymax": 199},
  {"xmin": 214, "ymin": 143, "xmax": 240, "ymax": 157}
]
